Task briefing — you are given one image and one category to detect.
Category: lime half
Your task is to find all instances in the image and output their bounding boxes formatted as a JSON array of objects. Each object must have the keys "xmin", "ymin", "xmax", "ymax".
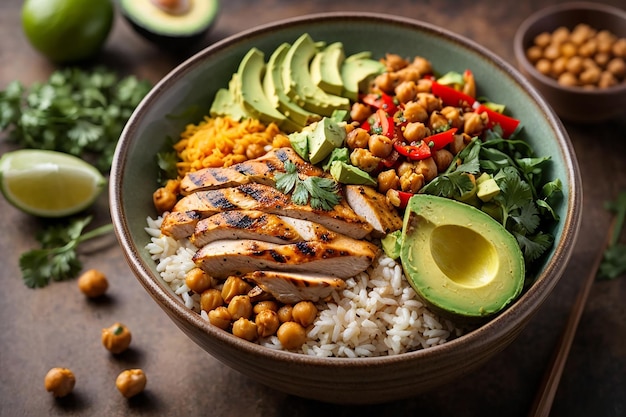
[{"xmin": 0, "ymin": 150, "xmax": 106, "ymax": 217}]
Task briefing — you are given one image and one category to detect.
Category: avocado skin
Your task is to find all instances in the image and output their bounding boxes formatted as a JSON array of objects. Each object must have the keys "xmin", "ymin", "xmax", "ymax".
[{"xmin": 400, "ymin": 194, "xmax": 525, "ymax": 324}]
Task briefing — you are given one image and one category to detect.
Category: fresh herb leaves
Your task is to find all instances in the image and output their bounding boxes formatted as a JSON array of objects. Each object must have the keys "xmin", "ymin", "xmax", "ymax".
[
  {"xmin": 598, "ymin": 191, "xmax": 626, "ymax": 280},
  {"xmin": 19, "ymin": 216, "xmax": 114, "ymax": 288},
  {"xmin": 275, "ymin": 161, "xmax": 341, "ymax": 210},
  {"xmin": 0, "ymin": 67, "xmax": 151, "ymax": 172}
]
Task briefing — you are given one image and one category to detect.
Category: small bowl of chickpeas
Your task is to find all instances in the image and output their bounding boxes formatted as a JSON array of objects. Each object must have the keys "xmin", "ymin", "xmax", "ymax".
[{"xmin": 514, "ymin": 2, "xmax": 626, "ymax": 122}]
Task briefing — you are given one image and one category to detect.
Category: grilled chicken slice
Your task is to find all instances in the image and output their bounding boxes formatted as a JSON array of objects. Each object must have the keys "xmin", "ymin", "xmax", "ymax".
[
  {"xmin": 193, "ymin": 237, "xmax": 379, "ymax": 279},
  {"xmin": 243, "ymin": 271, "xmax": 346, "ymax": 303},
  {"xmin": 344, "ymin": 185, "xmax": 403, "ymax": 237},
  {"xmin": 166, "ymin": 183, "xmax": 373, "ymax": 239},
  {"xmin": 180, "ymin": 147, "xmax": 324, "ymax": 195},
  {"xmin": 160, "ymin": 211, "xmax": 202, "ymax": 240},
  {"xmin": 190, "ymin": 210, "xmax": 341, "ymax": 247}
]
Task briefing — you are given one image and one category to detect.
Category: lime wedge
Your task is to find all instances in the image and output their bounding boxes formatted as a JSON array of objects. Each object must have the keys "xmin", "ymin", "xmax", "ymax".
[{"xmin": 0, "ymin": 149, "xmax": 106, "ymax": 217}]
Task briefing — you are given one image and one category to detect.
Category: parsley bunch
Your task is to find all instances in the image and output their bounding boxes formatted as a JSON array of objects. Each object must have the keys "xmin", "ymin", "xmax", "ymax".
[
  {"xmin": 421, "ymin": 127, "xmax": 562, "ymax": 271},
  {"xmin": 0, "ymin": 67, "xmax": 151, "ymax": 172}
]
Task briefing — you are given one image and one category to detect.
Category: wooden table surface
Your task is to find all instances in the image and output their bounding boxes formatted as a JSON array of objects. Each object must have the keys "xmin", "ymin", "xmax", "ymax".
[{"xmin": 1, "ymin": 1, "xmax": 625, "ymax": 416}]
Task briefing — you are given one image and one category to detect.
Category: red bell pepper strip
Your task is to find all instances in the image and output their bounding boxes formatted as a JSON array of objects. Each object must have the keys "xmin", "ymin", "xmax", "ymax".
[
  {"xmin": 474, "ymin": 104, "xmax": 520, "ymax": 138},
  {"xmin": 397, "ymin": 191, "xmax": 414, "ymax": 209},
  {"xmin": 426, "ymin": 128, "xmax": 458, "ymax": 151},
  {"xmin": 361, "ymin": 92, "xmax": 398, "ymax": 115},
  {"xmin": 431, "ymin": 81, "xmax": 476, "ymax": 108},
  {"xmin": 393, "ymin": 140, "xmax": 432, "ymax": 160}
]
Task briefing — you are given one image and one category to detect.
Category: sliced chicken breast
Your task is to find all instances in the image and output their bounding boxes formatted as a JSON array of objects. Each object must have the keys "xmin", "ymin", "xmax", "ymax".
[
  {"xmin": 166, "ymin": 183, "xmax": 373, "ymax": 239},
  {"xmin": 159, "ymin": 210, "xmax": 202, "ymax": 240},
  {"xmin": 193, "ymin": 237, "xmax": 379, "ymax": 279},
  {"xmin": 180, "ymin": 147, "xmax": 324, "ymax": 195},
  {"xmin": 242, "ymin": 271, "xmax": 346, "ymax": 303},
  {"xmin": 344, "ymin": 185, "xmax": 403, "ymax": 237},
  {"xmin": 190, "ymin": 210, "xmax": 340, "ymax": 247}
]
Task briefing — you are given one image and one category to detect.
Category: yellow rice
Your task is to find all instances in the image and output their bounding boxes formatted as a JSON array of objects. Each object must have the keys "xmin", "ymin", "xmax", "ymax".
[{"xmin": 173, "ymin": 116, "xmax": 288, "ymax": 178}]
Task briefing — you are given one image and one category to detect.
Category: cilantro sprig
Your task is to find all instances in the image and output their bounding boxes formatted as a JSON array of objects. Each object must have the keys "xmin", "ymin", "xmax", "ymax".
[
  {"xmin": 19, "ymin": 216, "xmax": 114, "ymax": 288},
  {"xmin": 597, "ymin": 191, "xmax": 626, "ymax": 280},
  {"xmin": 0, "ymin": 67, "xmax": 151, "ymax": 172},
  {"xmin": 275, "ymin": 161, "xmax": 341, "ymax": 210},
  {"xmin": 421, "ymin": 126, "xmax": 562, "ymax": 271}
]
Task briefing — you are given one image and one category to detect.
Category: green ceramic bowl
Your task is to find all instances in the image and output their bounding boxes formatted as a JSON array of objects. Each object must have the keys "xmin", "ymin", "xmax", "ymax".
[{"xmin": 111, "ymin": 12, "xmax": 582, "ymax": 404}]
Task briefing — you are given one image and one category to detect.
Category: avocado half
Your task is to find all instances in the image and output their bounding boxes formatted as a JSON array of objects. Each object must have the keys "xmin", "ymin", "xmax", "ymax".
[
  {"xmin": 119, "ymin": 0, "xmax": 219, "ymax": 49},
  {"xmin": 400, "ymin": 194, "xmax": 525, "ymax": 323}
]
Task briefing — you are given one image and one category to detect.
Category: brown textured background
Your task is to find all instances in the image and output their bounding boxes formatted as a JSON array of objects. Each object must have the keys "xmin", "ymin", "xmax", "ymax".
[{"xmin": 1, "ymin": 0, "xmax": 625, "ymax": 416}]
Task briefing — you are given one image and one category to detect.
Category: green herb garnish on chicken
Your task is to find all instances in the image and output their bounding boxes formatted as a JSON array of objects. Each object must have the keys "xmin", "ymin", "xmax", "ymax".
[{"xmin": 275, "ymin": 161, "xmax": 341, "ymax": 210}]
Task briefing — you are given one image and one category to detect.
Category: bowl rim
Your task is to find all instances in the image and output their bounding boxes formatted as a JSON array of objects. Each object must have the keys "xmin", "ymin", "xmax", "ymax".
[
  {"xmin": 513, "ymin": 1, "xmax": 626, "ymax": 95},
  {"xmin": 111, "ymin": 11, "xmax": 582, "ymax": 366}
]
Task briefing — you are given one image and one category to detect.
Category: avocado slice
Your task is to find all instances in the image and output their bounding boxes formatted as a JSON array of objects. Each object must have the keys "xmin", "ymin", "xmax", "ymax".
[
  {"xmin": 341, "ymin": 54, "xmax": 386, "ymax": 101},
  {"xmin": 236, "ymin": 48, "xmax": 287, "ymax": 127},
  {"xmin": 330, "ymin": 161, "xmax": 376, "ymax": 186},
  {"xmin": 310, "ymin": 42, "xmax": 345, "ymax": 96},
  {"xmin": 119, "ymin": 0, "xmax": 219, "ymax": 49},
  {"xmin": 281, "ymin": 34, "xmax": 350, "ymax": 117},
  {"xmin": 400, "ymin": 194, "xmax": 525, "ymax": 322}
]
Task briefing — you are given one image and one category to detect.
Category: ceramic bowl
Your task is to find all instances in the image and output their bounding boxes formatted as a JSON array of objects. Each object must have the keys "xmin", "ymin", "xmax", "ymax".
[
  {"xmin": 110, "ymin": 12, "xmax": 582, "ymax": 404},
  {"xmin": 513, "ymin": 2, "xmax": 626, "ymax": 123}
]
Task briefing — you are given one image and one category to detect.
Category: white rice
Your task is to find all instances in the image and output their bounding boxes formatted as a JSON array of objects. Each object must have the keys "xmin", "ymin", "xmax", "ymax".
[{"xmin": 145, "ymin": 215, "xmax": 462, "ymax": 357}]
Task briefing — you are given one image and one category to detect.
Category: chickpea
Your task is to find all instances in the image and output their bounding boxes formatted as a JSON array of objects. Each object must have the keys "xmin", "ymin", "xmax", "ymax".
[
  {"xmin": 558, "ymin": 72, "xmax": 578, "ymax": 87},
  {"xmin": 291, "ymin": 301, "xmax": 318, "ymax": 327},
  {"xmin": 115, "ymin": 369, "xmax": 146, "ymax": 398},
  {"xmin": 402, "ymin": 122, "xmax": 427, "ymax": 142},
  {"xmin": 612, "ymin": 38, "xmax": 626, "ymax": 58},
  {"xmin": 526, "ymin": 45, "xmax": 543, "ymax": 63},
  {"xmin": 551, "ymin": 56, "xmax": 568, "ymax": 77},
  {"xmin": 350, "ymin": 148, "xmax": 381, "ymax": 173},
  {"xmin": 255, "ymin": 309, "xmax": 280, "ymax": 337},
  {"xmin": 440, "ymin": 106, "xmax": 463, "ymax": 130},
  {"xmin": 578, "ymin": 39, "xmax": 598, "ymax": 57},
  {"xmin": 449, "ymin": 132, "xmax": 468, "ymax": 155},
  {"xmin": 253, "ymin": 300, "xmax": 278, "ymax": 314},
  {"xmin": 208, "ymin": 306, "xmax": 231, "ymax": 330},
  {"xmin": 77, "ymin": 269, "xmax": 108, "ymax": 298},
  {"xmin": 543, "ymin": 44, "xmax": 560, "ymax": 60},
  {"xmin": 394, "ymin": 81, "xmax": 418, "ymax": 103},
  {"xmin": 346, "ymin": 127, "xmax": 370, "ymax": 150},
  {"xmin": 534, "ymin": 32, "xmax": 552, "ymax": 48},
  {"xmin": 565, "ymin": 56, "xmax": 584, "ymax": 75},
  {"xmin": 594, "ymin": 52, "xmax": 610, "ymax": 68},
  {"xmin": 102, "ymin": 322, "xmax": 132, "ymax": 354},
  {"xmin": 607, "ymin": 58, "xmax": 626, "ymax": 78},
  {"xmin": 227, "ymin": 295, "xmax": 252, "ymax": 320},
  {"xmin": 431, "ymin": 149, "xmax": 454, "ymax": 172},
  {"xmin": 463, "ymin": 112, "xmax": 486, "ymax": 137},
  {"xmin": 350, "ymin": 102, "xmax": 372, "ymax": 123},
  {"xmin": 221, "ymin": 276, "xmax": 251, "ymax": 303},
  {"xmin": 383, "ymin": 53, "xmax": 408, "ymax": 72},
  {"xmin": 185, "ymin": 267, "xmax": 211, "ymax": 294},
  {"xmin": 232, "ymin": 317, "xmax": 258, "ymax": 341},
  {"xmin": 368, "ymin": 134, "xmax": 393, "ymax": 158},
  {"xmin": 428, "ymin": 111, "xmax": 449, "ymax": 132},
  {"xmin": 551, "ymin": 27, "xmax": 570, "ymax": 44},
  {"xmin": 277, "ymin": 304, "xmax": 293, "ymax": 323},
  {"xmin": 374, "ymin": 72, "xmax": 399, "ymax": 93},
  {"xmin": 277, "ymin": 321, "xmax": 307, "ymax": 350},
  {"xmin": 44, "ymin": 367, "xmax": 75, "ymax": 397},
  {"xmin": 535, "ymin": 58, "xmax": 552, "ymax": 76},
  {"xmin": 152, "ymin": 186, "xmax": 177, "ymax": 214},
  {"xmin": 570, "ymin": 24, "xmax": 593, "ymax": 45},
  {"xmin": 385, "ymin": 188, "xmax": 402, "ymax": 208},
  {"xmin": 402, "ymin": 101, "xmax": 428, "ymax": 123},
  {"xmin": 399, "ymin": 171, "xmax": 424, "ymax": 193},
  {"xmin": 396, "ymin": 161, "xmax": 415, "ymax": 178},
  {"xmin": 245, "ymin": 143, "xmax": 265, "ymax": 160},
  {"xmin": 377, "ymin": 169, "xmax": 400, "ymax": 194},
  {"xmin": 559, "ymin": 42, "xmax": 577, "ymax": 58},
  {"xmin": 415, "ymin": 78, "xmax": 433, "ymax": 94},
  {"xmin": 579, "ymin": 67, "xmax": 601, "ymax": 85},
  {"xmin": 395, "ymin": 66, "xmax": 421, "ymax": 84},
  {"xmin": 598, "ymin": 71, "xmax": 618, "ymax": 88},
  {"xmin": 200, "ymin": 288, "xmax": 223, "ymax": 312},
  {"xmin": 415, "ymin": 157, "xmax": 438, "ymax": 182},
  {"xmin": 411, "ymin": 56, "xmax": 433, "ymax": 75},
  {"xmin": 416, "ymin": 92, "xmax": 442, "ymax": 113}
]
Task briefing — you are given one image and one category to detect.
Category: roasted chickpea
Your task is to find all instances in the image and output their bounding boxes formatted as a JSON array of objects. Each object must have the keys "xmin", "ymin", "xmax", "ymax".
[
  {"xmin": 396, "ymin": 161, "xmax": 415, "ymax": 178},
  {"xmin": 551, "ymin": 56, "xmax": 568, "ymax": 77},
  {"xmin": 598, "ymin": 71, "xmax": 618, "ymax": 88},
  {"xmin": 543, "ymin": 44, "xmax": 560, "ymax": 61},
  {"xmin": 253, "ymin": 300, "xmax": 278, "ymax": 315},
  {"xmin": 200, "ymin": 288, "xmax": 223, "ymax": 312},
  {"xmin": 345, "ymin": 127, "xmax": 370, "ymax": 150},
  {"xmin": 77, "ymin": 269, "xmax": 108, "ymax": 298},
  {"xmin": 552, "ymin": 27, "xmax": 570, "ymax": 44},
  {"xmin": 415, "ymin": 157, "xmax": 439, "ymax": 182},
  {"xmin": 431, "ymin": 149, "xmax": 454, "ymax": 172},
  {"xmin": 377, "ymin": 169, "xmax": 400, "ymax": 194},
  {"xmin": 291, "ymin": 301, "xmax": 318, "ymax": 327},
  {"xmin": 399, "ymin": 171, "xmax": 424, "ymax": 193},
  {"xmin": 394, "ymin": 81, "xmax": 418, "ymax": 103},
  {"xmin": 558, "ymin": 72, "xmax": 578, "ymax": 87},
  {"xmin": 395, "ymin": 66, "xmax": 421, "ymax": 83},
  {"xmin": 383, "ymin": 53, "xmax": 408, "ymax": 72},
  {"xmin": 368, "ymin": 134, "xmax": 393, "ymax": 158},
  {"xmin": 613, "ymin": 38, "xmax": 626, "ymax": 58},
  {"xmin": 152, "ymin": 186, "xmax": 177, "ymax": 214},
  {"xmin": 402, "ymin": 101, "xmax": 428, "ymax": 123},
  {"xmin": 411, "ymin": 56, "xmax": 433, "ymax": 75},
  {"xmin": 526, "ymin": 45, "xmax": 543, "ymax": 63},
  {"xmin": 535, "ymin": 58, "xmax": 552, "ymax": 76},
  {"xmin": 580, "ymin": 67, "xmax": 601, "ymax": 85},
  {"xmin": 402, "ymin": 122, "xmax": 427, "ymax": 142},
  {"xmin": 440, "ymin": 106, "xmax": 463, "ymax": 130},
  {"xmin": 102, "ymin": 322, "xmax": 132, "ymax": 354},
  {"xmin": 185, "ymin": 267, "xmax": 211, "ymax": 294},
  {"xmin": 463, "ymin": 112, "xmax": 486, "ymax": 137},
  {"xmin": 277, "ymin": 304, "xmax": 293, "ymax": 323},
  {"xmin": 416, "ymin": 92, "xmax": 442, "ymax": 113},
  {"xmin": 350, "ymin": 148, "xmax": 381, "ymax": 173},
  {"xmin": 428, "ymin": 111, "xmax": 449, "ymax": 132},
  {"xmin": 232, "ymin": 317, "xmax": 258, "ymax": 341},
  {"xmin": 44, "ymin": 367, "xmax": 75, "ymax": 397},
  {"xmin": 560, "ymin": 42, "xmax": 577, "ymax": 58},
  {"xmin": 277, "ymin": 321, "xmax": 307, "ymax": 350},
  {"xmin": 607, "ymin": 57, "xmax": 626, "ymax": 78},
  {"xmin": 116, "ymin": 369, "xmax": 146, "ymax": 398},
  {"xmin": 534, "ymin": 32, "xmax": 552, "ymax": 48},
  {"xmin": 208, "ymin": 306, "xmax": 231, "ymax": 330},
  {"xmin": 227, "ymin": 295, "xmax": 252, "ymax": 320},
  {"xmin": 579, "ymin": 39, "xmax": 598, "ymax": 57},
  {"xmin": 255, "ymin": 309, "xmax": 280, "ymax": 337},
  {"xmin": 350, "ymin": 102, "xmax": 372, "ymax": 123},
  {"xmin": 221, "ymin": 275, "xmax": 252, "ymax": 303},
  {"xmin": 374, "ymin": 72, "xmax": 399, "ymax": 93},
  {"xmin": 565, "ymin": 56, "xmax": 584, "ymax": 75}
]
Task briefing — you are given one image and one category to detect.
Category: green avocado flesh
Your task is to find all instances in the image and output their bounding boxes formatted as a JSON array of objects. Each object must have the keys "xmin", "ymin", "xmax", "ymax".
[
  {"xmin": 400, "ymin": 194, "xmax": 525, "ymax": 321},
  {"xmin": 120, "ymin": 0, "xmax": 218, "ymax": 38}
]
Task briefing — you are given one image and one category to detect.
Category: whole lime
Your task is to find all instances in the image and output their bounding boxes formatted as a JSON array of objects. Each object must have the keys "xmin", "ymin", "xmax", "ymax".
[{"xmin": 21, "ymin": 0, "xmax": 114, "ymax": 63}]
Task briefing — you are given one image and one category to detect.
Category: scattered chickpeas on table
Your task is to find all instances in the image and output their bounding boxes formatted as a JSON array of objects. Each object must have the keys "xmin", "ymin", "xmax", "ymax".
[
  {"xmin": 526, "ymin": 23, "xmax": 626, "ymax": 88},
  {"xmin": 101, "ymin": 322, "xmax": 132, "ymax": 354},
  {"xmin": 115, "ymin": 369, "xmax": 147, "ymax": 398},
  {"xmin": 44, "ymin": 367, "xmax": 76, "ymax": 398},
  {"xmin": 77, "ymin": 269, "xmax": 108, "ymax": 298}
]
